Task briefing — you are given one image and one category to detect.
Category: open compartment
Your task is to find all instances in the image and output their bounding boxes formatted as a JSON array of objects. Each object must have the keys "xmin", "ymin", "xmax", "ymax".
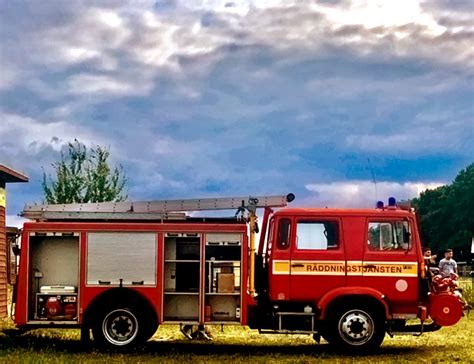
[
  {"xmin": 204, "ymin": 233, "xmax": 242, "ymax": 323},
  {"xmin": 163, "ymin": 233, "xmax": 200, "ymax": 321},
  {"xmin": 28, "ymin": 233, "xmax": 79, "ymax": 322}
]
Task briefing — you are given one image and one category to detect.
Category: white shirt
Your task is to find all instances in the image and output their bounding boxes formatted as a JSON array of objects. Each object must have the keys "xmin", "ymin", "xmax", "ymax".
[{"xmin": 439, "ymin": 258, "xmax": 457, "ymax": 277}]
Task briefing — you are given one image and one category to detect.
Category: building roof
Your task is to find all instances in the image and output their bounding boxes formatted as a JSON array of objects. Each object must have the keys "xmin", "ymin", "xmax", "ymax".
[{"xmin": 0, "ymin": 164, "xmax": 28, "ymax": 183}]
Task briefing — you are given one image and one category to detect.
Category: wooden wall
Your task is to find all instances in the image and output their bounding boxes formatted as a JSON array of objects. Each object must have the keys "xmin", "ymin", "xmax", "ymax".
[{"xmin": 0, "ymin": 181, "xmax": 7, "ymax": 318}]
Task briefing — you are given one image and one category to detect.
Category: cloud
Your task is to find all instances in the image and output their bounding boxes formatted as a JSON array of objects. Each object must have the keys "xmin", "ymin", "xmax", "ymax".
[
  {"xmin": 2, "ymin": 1, "xmax": 472, "ymax": 98},
  {"xmin": 0, "ymin": 112, "xmax": 108, "ymax": 171},
  {"xmin": 0, "ymin": 64, "xmax": 18, "ymax": 90},
  {"xmin": 66, "ymin": 73, "xmax": 151, "ymax": 96},
  {"xmin": 177, "ymin": 0, "xmax": 473, "ymax": 68},
  {"xmin": 304, "ymin": 180, "xmax": 444, "ymax": 208}
]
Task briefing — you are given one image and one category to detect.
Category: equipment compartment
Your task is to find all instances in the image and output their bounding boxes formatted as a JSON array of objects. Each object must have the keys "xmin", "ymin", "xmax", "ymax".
[
  {"xmin": 28, "ymin": 233, "xmax": 79, "ymax": 322},
  {"xmin": 163, "ymin": 233, "xmax": 201, "ymax": 321},
  {"xmin": 204, "ymin": 233, "xmax": 242, "ymax": 323}
]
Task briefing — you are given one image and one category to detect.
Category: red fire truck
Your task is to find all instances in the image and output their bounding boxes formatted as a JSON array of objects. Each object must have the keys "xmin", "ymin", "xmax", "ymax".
[{"xmin": 9, "ymin": 194, "xmax": 467, "ymax": 352}]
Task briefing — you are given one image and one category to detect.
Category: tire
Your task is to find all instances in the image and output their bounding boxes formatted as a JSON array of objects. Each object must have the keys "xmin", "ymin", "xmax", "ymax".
[
  {"xmin": 315, "ymin": 322, "xmax": 335, "ymax": 344},
  {"xmin": 93, "ymin": 306, "xmax": 143, "ymax": 349},
  {"xmin": 141, "ymin": 317, "xmax": 158, "ymax": 342},
  {"xmin": 330, "ymin": 305, "xmax": 385, "ymax": 353}
]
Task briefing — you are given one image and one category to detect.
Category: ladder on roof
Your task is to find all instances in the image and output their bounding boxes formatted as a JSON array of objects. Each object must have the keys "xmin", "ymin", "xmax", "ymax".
[{"xmin": 21, "ymin": 193, "xmax": 295, "ymax": 221}]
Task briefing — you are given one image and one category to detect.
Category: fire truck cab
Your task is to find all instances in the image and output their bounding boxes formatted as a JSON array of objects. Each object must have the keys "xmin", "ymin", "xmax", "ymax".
[
  {"xmin": 251, "ymin": 204, "xmax": 428, "ymax": 350},
  {"xmin": 11, "ymin": 194, "xmax": 467, "ymax": 352}
]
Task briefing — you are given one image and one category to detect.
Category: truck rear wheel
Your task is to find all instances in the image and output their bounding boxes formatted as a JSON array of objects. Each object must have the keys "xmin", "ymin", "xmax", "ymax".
[
  {"xmin": 93, "ymin": 306, "xmax": 142, "ymax": 349},
  {"xmin": 331, "ymin": 305, "xmax": 385, "ymax": 353}
]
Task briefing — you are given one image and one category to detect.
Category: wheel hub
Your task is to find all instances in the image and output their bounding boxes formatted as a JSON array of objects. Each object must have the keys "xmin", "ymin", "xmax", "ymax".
[
  {"xmin": 102, "ymin": 309, "xmax": 138, "ymax": 346},
  {"xmin": 111, "ymin": 315, "xmax": 133, "ymax": 338},
  {"xmin": 339, "ymin": 309, "xmax": 374, "ymax": 345},
  {"xmin": 348, "ymin": 318, "xmax": 365, "ymax": 336}
]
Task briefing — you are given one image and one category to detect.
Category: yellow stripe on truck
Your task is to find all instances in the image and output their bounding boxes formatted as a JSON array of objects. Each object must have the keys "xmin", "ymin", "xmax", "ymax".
[
  {"xmin": 273, "ymin": 260, "xmax": 418, "ymax": 277},
  {"xmin": 272, "ymin": 260, "xmax": 290, "ymax": 274}
]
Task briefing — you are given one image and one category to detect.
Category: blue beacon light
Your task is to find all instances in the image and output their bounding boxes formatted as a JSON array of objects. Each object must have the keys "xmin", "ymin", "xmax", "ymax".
[
  {"xmin": 388, "ymin": 197, "xmax": 397, "ymax": 207},
  {"xmin": 376, "ymin": 201, "xmax": 384, "ymax": 209}
]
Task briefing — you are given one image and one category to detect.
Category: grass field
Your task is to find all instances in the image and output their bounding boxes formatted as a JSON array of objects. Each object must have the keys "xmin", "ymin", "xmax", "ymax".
[
  {"xmin": 1, "ymin": 280, "xmax": 473, "ymax": 363},
  {"xmin": 1, "ymin": 315, "xmax": 473, "ymax": 363}
]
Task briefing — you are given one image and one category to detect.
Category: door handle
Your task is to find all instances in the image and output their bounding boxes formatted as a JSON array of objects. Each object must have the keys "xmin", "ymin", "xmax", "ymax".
[
  {"xmin": 364, "ymin": 264, "xmax": 376, "ymax": 269},
  {"xmin": 291, "ymin": 263, "xmax": 304, "ymax": 268}
]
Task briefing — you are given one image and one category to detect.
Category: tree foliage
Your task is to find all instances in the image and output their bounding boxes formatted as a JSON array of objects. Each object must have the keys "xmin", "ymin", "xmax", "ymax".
[
  {"xmin": 412, "ymin": 163, "xmax": 474, "ymax": 261},
  {"xmin": 42, "ymin": 140, "xmax": 127, "ymax": 204}
]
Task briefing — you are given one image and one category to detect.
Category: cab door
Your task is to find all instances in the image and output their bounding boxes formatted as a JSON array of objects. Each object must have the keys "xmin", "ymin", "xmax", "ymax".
[
  {"xmin": 268, "ymin": 217, "xmax": 292, "ymax": 301},
  {"xmin": 289, "ymin": 217, "xmax": 346, "ymax": 301},
  {"xmin": 363, "ymin": 217, "xmax": 419, "ymax": 313}
]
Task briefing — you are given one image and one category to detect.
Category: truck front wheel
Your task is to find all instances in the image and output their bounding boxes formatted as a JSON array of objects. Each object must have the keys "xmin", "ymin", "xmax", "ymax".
[
  {"xmin": 93, "ymin": 307, "xmax": 142, "ymax": 348},
  {"xmin": 331, "ymin": 306, "xmax": 385, "ymax": 353}
]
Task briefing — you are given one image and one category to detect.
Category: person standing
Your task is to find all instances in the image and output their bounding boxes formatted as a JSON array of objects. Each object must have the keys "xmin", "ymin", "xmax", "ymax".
[
  {"xmin": 424, "ymin": 248, "xmax": 437, "ymax": 267},
  {"xmin": 439, "ymin": 249, "xmax": 458, "ymax": 278}
]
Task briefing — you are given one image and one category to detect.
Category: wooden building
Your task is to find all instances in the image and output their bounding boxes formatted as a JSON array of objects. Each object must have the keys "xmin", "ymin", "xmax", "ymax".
[{"xmin": 0, "ymin": 165, "xmax": 28, "ymax": 318}]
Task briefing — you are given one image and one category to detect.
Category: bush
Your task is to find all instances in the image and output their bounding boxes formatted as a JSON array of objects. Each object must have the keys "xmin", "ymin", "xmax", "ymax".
[{"xmin": 459, "ymin": 278, "xmax": 473, "ymax": 305}]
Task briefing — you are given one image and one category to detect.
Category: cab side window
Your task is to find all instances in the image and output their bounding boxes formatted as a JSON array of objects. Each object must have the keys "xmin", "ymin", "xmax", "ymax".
[
  {"xmin": 296, "ymin": 221, "xmax": 339, "ymax": 250},
  {"xmin": 265, "ymin": 218, "xmax": 274, "ymax": 261},
  {"xmin": 367, "ymin": 221, "xmax": 411, "ymax": 251},
  {"xmin": 277, "ymin": 218, "xmax": 291, "ymax": 250}
]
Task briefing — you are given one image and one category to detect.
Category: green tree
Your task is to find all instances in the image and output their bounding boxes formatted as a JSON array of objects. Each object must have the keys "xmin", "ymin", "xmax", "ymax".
[
  {"xmin": 412, "ymin": 163, "xmax": 474, "ymax": 261},
  {"xmin": 42, "ymin": 140, "xmax": 127, "ymax": 203}
]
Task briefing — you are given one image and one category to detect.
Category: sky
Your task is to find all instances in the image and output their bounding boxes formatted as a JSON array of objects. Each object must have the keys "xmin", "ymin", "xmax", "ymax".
[{"xmin": 0, "ymin": 0, "xmax": 473, "ymax": 226}]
